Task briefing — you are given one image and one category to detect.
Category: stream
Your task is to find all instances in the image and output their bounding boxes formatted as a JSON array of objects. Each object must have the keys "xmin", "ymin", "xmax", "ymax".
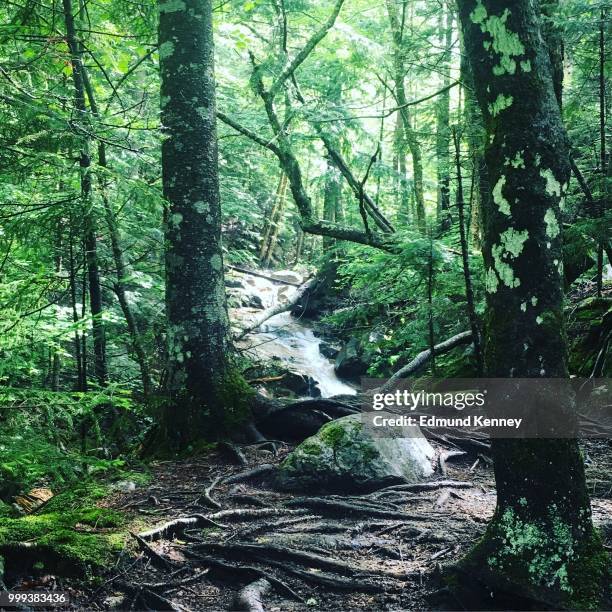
[{"xmin": 231, "ymin": 270, "xmax": 357, "ymax": 398}]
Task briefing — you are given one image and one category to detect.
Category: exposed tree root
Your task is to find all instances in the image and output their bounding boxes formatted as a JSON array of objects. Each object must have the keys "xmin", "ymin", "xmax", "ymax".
[
  {"xmin": 130, "ymin": 532, "xmax": 177, "ymax": 570},
  {"xmin": 185, "ymin": 553, "xmax": 304, "ymax": 602},
  {"xmin": 439, "ymin": 450, "xmax": 467, "ymax": 476},
  {"xmin": 233, "ymin": 578, "xmax": 271, "ymax": 612},
  {"xmin": 138, "ymin": 515, "xmax": 228, "ymax": 542},
  {"xmin": 371, "ymin": 480, "xmax": 474, "ymax": 494},
  {"xmin": 223, "ymin": 464, "xmax": 277, "ymax": 485},
  {"xmin": 229, "ymin": 514, "xmax": 322, "ymax": 540},
  {"xmin": 117, "ymin": 580, "xmax": 185, "ymax": 611},
  {"xmin": 285, "ymin": 496, "xmax": 429, "ymax": 520},
  {"xmin": 206, "ymin": 507, "xmax": 308, "ymax": 522},
  {"xmin": 217, "ymin": 441, "xmax": 248, "ymax": 466},
  {"xmin": 256, "ymin": 557, "xmax": 394, "ymax": 592},
  {"xmin": 193, "ymin": 541, "xmax": 373, "ymax": 576}
]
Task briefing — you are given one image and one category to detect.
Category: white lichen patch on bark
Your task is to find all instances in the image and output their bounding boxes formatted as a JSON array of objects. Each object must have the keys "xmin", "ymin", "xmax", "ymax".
[
  {"xmin": 492, "ymin": 243, "xmax": 521, "ymax": 288},
  {"xmin": 540, "ymin": 168, "xmax": 561, "ymax": 198},
  {"xmin": 488, "ymin": 93, "xmax": 514, "ymax": 117},
  {"xmin": 493, "ymin": 175, "xmax": 511, "ymax": 216},
  {"xmin": 159, "ymin": 40, "xmax": 176, "ymax": 60},
  {"xmin": 500, "ymin": 227, "xmax": 529, "ymax": 258},
  {"xmin": 485, "ymin": 267, "xmax": 500, "ymax": 293},
  {"xmin": 469, "ymin": 2, "xmax": 526, "ymax": 76},
  {"xmin": 544, "ymin": 208, "xmax": 560, "ymax": 238},
  {"xmin": 194, "ymin": 200, "xmax": 210, "ymax": 214},
  {"xmin": 159, "ymin": 0, "xmax": 186, "ymax": 14}
]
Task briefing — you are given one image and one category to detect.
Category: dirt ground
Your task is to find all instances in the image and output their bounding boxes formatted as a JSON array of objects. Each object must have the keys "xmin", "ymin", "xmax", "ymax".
[{"xmin": 56, "ymin": 438, "xmax": 612, "ymax": 612}]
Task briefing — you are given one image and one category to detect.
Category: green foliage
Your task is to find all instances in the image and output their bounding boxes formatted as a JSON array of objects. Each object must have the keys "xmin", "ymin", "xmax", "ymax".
[
  {"xmin": 324, "ymin": 232, "xmax": 484, "ymax": 376},
  {"xmin": 0, "ymin": 388, "xmax": 148, "ymax": 501}
]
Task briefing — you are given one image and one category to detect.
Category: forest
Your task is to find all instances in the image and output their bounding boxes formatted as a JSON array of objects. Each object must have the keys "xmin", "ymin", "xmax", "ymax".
[{"xmin": 0, "ymin": 0, "xmax": 610, "ymax": 609}]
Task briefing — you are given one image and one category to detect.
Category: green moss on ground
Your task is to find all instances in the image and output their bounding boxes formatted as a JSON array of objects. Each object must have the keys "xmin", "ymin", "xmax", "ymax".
[{"xmin": 0, "ymin": 482, "xmax": 131, "ymax": 576}]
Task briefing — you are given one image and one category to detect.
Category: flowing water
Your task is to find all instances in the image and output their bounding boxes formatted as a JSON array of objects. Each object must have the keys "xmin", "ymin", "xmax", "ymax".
[{"xmin": 232, "ymin": 271, "xmax": 357, "ymax": 398}]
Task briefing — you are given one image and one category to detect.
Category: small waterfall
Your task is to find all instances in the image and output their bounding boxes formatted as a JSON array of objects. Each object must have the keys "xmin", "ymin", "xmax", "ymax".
[{"xmin": 233, "ymin": 271, "xmax": 357, "ymax": 398}]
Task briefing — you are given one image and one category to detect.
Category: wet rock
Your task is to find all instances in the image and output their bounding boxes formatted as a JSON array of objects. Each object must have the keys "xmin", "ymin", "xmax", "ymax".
[
  {"xmin": 280, "ymin": 371, "xmax": 322, "ymax": 398},
  {"xmin": 334, "ymin": 338, "xmax": 368, "ymax": 380},
  {"xmin": 242, "ymin": 294, "xmax": 264, "ymax": 309},
  {"xmin": 271, "ymin": 270, "xmax": 302, "ymax": 285},
  {"xmin": 225, "ymin": 278, "xmax": 244, "ymax": 289},
  {"xmin": 319, "ymin": 342, "xmax": 340, "ymax": 360},
  {"xmin": 276, "ymin": 413, "xmax": 434, "ymax": 492}
]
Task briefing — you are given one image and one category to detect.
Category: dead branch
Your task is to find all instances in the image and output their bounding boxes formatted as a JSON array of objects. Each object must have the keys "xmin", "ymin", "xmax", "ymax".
[
  {"xmin": 381, "ymin": 331, "xmax": 473, "ymax": 391},
  {"xmin": 227, "ymin": 265, "xmax": 301, "ymax": 286},
  {"xmin": 235, "ymin": 279, "xmax": 315, "ymax": 340}
]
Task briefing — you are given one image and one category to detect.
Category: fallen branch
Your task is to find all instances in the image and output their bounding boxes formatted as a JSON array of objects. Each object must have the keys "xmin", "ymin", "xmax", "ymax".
[
  {"xmin": 380, "ymin": 331, "xmax": 473, "ymax": 391},
  {"xmin": 236, "ymin": 279, "xmax": 314, "ymax": 340},
  {"xmin": 227, "ymin": 265, "xmax": 301, "ymax": 286}
]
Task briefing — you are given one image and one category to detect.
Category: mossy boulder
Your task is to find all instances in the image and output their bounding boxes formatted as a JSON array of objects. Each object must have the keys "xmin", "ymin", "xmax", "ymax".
[{"xmin": 276, "ymin": 413, "xmax": 434, "ymax": 492}]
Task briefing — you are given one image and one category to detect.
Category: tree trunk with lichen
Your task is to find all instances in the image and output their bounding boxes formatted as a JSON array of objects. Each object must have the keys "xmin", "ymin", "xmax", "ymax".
[
  {"xmin": 455, "ymin": 0, "xmax": 607, "ymax": 607},
  {"xmin": 158, "ymin": 0, "xmax": 251, "ymax": 447}
]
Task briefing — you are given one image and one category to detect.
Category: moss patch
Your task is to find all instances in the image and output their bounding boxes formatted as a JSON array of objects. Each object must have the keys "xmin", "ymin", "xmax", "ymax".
[{"xmin": 0, "ymin": 507, "xmax": 125, "ymax": 575}]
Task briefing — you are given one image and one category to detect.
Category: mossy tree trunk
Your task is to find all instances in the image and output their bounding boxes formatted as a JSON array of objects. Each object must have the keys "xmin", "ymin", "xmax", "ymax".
[
  {"xmin": 158, "ymin": 0, "xmax": 250, "ymax": 446},
  {"xmin": 457, "ymin": 0, "xmax": 607, "ymax": 607}
]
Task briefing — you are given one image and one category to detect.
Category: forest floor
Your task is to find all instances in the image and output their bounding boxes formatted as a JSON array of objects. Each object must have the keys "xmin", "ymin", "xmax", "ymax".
[{"xmin": 52, "ymin": 437, "xmax": 611, "ymax": 611}]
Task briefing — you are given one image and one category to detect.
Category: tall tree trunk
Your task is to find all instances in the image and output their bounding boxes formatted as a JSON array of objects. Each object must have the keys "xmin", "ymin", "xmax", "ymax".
[
  {"xmin": 322, "ymin": 162, "xmax": 341, "ymax": 251},
  {"xmin": 394, "ymin": 114, "xmax": 411, "ymax": 223},
  {"xmin": 597, "ymin": 7, "xmax": 607, "ymax": 297},
  {"xmin": 453, "ymin": 126, "xmax": 483, "ymax": 374},
  {"xmin": 81, "ymin": 66, "xmax": 154, "ymax": 398},
  {"xmin": 68, "ymin": 228, "xmax": 84, "ymax": 390},
  {"xmin": 159, "ymin": 0, "xmax": 250, "ymax": 446},
  {"xmin": 460, "ymin": 23, "xmax": 488, "ymax": 251},
  {"xmin": 260, "ymin": 173, "xmax": 286, "ymax": 261},
  {"xmin": 386, "ymin": 0, "xmax": 426, "ymax": 231},
  {"xmin": 436, "ymin": 2, "xmax": 453, "ymax": 232},
  {"xmin": 62, "ymin": 0, "xmax": 107, "ymax": 387},
  {"xmin": 456, "ymin": 0, "xmax": 606, "ymax": 606}
]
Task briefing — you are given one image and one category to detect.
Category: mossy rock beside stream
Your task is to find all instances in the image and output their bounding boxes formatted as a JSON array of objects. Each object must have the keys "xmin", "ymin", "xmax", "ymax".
[{"xmin": 276, "ymin": 413, "xmax": 435, "ymax": 493}]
